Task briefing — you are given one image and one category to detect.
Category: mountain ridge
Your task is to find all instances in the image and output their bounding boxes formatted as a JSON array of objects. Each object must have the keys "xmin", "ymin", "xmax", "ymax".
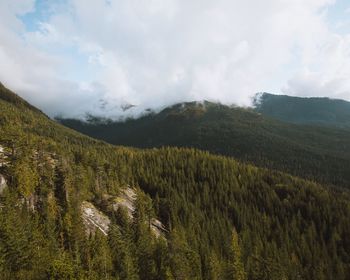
[
  {"xmin": 0, "ymin": 82, "xmax": 47, "ymax": 116},
  {"xmin": 254, "ymin": 92, "xmax": 350, "ymax": 128},
  {"xmin": 58, "ymin": 99, "xmax": 350, "ymax": 189},
  {"xmin": 0, "ymin": 83, "xmax": 350, "ymax": 279}
]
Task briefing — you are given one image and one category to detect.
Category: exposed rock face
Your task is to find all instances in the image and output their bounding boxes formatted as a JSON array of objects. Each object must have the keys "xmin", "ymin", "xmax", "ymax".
[
  {"xmin": 112, "ymin": 187, "xmax": 168, "ymax": 238},
  {"xmin": 0, "ymin": 174, "xmax": 6, "ymax": 194},
  {"xmin": 81, "ymin": 187, "xmax": 167, "ymax": 238},
  {"xmin": 0, "ymin": 145, "xmax": 6, "ymax": 202},
  {"xmin": 0, "ymin": 145, "xmax": 9, "ymax": 167},
  {"xmin": 81, "ymin": 201, "xmax": 111, "ymax": 236},
  {"xmin": 150, "ymin": 218, "xmax": 168, "ymax": 238},
  {"xmin": 112, "ymin": 187, "xmax": 137, "ymax": 219}
]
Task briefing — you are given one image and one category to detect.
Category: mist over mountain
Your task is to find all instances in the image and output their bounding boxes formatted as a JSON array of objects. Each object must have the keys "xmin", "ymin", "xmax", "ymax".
[
  {"xmin": 2, "ymin": 1, "xmax": 350, "ymax": 118},
  {"xmin": 58, "ymin": 97, "xmax": 350, "ymax": 189},
  {"xmin": 1, "ymin": 79, "xmax": 350, "ymax": 280},
  {"xmin": 254, "ymin": 93, "xmax": 350, "ymax": 129},
  {"xmin": 2, "ymin": 0, "xmax": 350, "ymax": 278}
]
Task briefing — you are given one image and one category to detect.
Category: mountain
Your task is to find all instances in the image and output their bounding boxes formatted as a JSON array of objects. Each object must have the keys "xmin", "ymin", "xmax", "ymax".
[
  {"xmin": 0, "ymin": 82, "xmax": 45, "ymax": 115},
  {"xmin": 254, "ymin": 92, "xmax": 350, "ymax": 128},
  {"xmin": 58, "ymin": 101, "xmax": 350, "ymax": 189},
  {"xmin": 1, "ymin": 84, "xmax": 350, "ymax": 279}
]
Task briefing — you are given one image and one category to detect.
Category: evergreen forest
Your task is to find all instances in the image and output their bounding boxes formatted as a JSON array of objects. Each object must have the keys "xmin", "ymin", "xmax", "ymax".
[{"xmin": 1, "ymin": 83, "xmax": 350, "ymax": 279}]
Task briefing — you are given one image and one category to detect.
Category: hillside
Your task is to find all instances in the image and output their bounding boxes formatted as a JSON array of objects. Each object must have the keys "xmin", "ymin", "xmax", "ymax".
[
  {"xmin": 59, "ymin": 101, "xmax": 350, "ymax": 189},
  {"xmin": 254, "ymin": 93, "xmax": 350, "ymax": 128},
  {"xmin": 1, "ymin": 84, "xmax": 350, "ymax": 279},
  {"xmin": 0, "ymin": 83, "xmax": 45, "ymax": 115}
]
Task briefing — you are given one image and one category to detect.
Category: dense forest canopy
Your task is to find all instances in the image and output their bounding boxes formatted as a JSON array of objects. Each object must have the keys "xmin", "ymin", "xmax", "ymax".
[
  {"xmin": 1, "ymin": 84, "xmax": 350, "ymax": 279},
  {"xmin": 59, "ymin": 101, "xmax": 350, "ymax": 189},
  {"xmin": 254, "ymin": 93, "xmax": 350, "ymax": 128}
]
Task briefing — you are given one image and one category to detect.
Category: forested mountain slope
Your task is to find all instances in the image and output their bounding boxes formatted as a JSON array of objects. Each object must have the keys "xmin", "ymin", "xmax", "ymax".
[
  {"xmin": 254, "ymin": 93, "xmax": 350, "ymax": 128},
  {"xmin": 0, "ymin": 83, "xmax": 45, "ymax": 115},
  {"xmin": 1, "ymin": 84, "xmax": 350, "ymax": 279},
  {"xmin": 59, "ymin": 101, "xmax": 350, "ymax": 189}
]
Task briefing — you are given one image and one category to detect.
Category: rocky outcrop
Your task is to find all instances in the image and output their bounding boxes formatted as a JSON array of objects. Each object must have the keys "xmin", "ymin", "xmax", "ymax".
[
  {"xmin": 0, "ymin": 145, "xmax": 9, "ymax": 167},
  {"xmin": 0, "ymin": 174, "xmax": 6, "ymax": 194},
  {"xmin": 0, "ymin": 145, "xmax": 8, "ymax": 195},
  {"xmin": 150, "ymin": 218, "xmax": 168, "ymax": 238},
  {"xmin": 81, "ymin": 201, "xmax": 111, "ymax": 236},
  {"xmin": 81, "ymin": 187, "xmax": 168, "ymax": 238},
  {"xmin": 112, "ymin": 187, "xmax": 168, "ymax": 238},
  {"xmin": 112, "ymin": 187, "xmax": 136, "ymax": 219}
]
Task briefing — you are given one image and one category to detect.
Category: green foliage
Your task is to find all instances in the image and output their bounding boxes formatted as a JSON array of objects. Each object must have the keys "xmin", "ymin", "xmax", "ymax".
[
  {"xmin": 228, "ymin": 229, "xmax": 246, "ymax": 280},
  {"xmin": 254, "ymin": 92, "xmax": 350, "ymax": 129},
  {"xmin": 48, "ymin": 253, "xmax": 76, "ymax": 280},
  {"xmin": 12, "ymin": 156, "xmax": 39, "ymax": 198},
  {"xmin": 0, "ymin": 83, "xmax": 350, "ymax": 279},
  {"xmin": 58, "ymin": 100, "xmax": 350, "ymax": 188}
]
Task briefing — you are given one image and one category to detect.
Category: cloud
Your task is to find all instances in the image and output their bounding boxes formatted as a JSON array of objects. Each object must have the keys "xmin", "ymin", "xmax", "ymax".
[
  {"xmin": 0, "ymin": 0, "xmax": 350, "ymax": 119},
  {"xmin": 284, "ymin": 33, "xmax": 350, "ymax": 100}
]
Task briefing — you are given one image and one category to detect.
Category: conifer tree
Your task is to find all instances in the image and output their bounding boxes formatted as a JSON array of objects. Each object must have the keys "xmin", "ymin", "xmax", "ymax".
[{"xmin": 228, "ymin": 228, "xmax": 246, "ymax": 280}]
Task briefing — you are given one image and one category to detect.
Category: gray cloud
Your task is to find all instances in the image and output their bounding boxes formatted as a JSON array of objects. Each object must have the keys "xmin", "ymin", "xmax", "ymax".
[{"xmin": 1, "ymin": 0, "xmax": 350, "ymax": 119}]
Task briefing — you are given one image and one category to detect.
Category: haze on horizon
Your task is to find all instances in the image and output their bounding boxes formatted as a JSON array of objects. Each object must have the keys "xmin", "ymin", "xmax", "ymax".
[{"xmin": 1, "ymin": 0, "xmax": 350, "ymax": 119}]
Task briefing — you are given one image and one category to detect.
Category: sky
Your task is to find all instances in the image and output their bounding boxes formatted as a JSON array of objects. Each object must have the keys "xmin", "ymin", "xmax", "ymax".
[{"xmin": 1, "ymin": 0, "xmax": 350, "ymax": 119}]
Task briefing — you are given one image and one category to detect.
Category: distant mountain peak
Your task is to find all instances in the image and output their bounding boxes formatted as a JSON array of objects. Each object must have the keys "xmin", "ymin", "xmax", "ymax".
[
  {"xmin": 121, "ymin": 103, "xmax": 136, "ymax": 112},
  {"xmin": 255, "ymin": 92, "xmax": 350, "ymax": 128}
]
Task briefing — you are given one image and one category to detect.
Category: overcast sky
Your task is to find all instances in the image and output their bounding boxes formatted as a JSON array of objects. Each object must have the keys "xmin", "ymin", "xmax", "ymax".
[{"xmin": 1, "ymin": 0, "xmax": 350, "ymax": 118}]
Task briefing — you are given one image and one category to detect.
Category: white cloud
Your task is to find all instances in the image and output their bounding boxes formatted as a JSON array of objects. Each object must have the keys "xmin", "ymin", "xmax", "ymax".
[{"xmin": 0, "ymin": 0, "xmax": 350, "ymax": 119}]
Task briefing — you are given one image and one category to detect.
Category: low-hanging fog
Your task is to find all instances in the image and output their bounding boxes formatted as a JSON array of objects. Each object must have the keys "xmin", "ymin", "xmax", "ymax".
[{"xmin": 1, "ymin": 0, "xmax": 350, "ymax": 119}]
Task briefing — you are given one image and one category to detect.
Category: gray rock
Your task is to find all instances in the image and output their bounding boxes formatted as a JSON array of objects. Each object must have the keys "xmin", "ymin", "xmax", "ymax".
[
  {"xmin": 81, "ymin": 201, "xmax": 111, "ymax": 236},
  {"xmin": 0, "ymin": 174, "xmax": 7, "ymax": 194}
]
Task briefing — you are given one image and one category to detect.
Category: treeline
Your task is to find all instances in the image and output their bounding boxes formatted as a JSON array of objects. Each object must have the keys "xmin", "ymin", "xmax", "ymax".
[
  {"xmin": 0, "ymin": 87, "xmax": 350, "ymax": 279},
  {"xmin": 58, "ymin": 101, "xmax": 350, "ymax": 188},
  {"xmin": 254, "ymin": 92, "xmax": 350, "ymax": 128}
]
